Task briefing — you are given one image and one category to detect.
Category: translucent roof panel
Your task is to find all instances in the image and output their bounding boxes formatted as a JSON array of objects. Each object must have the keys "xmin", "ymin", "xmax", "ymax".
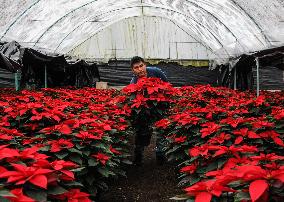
[
  {"xmin": 68, "ymin": 16, "xmax": 217, "ymax": 60},
  {"xmin": 0, "ymin": 0, "xmax": 283, "ymax": 61}
]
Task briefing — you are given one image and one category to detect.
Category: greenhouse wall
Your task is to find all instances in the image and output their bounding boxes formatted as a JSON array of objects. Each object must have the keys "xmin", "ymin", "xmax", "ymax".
[{"xmin": 68, "ymin": 16, "xmax": 216, "ymax": 61}]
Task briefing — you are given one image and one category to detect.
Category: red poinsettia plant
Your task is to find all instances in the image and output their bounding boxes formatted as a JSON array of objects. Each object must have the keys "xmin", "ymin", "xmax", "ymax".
[
  {"xmin": 0, "ymin": 87, "xmax": 132, "ymax": 201},
  {"xmin": 155, "ymin": 85, "xmax": 284, "ymax": 202},
  {"xmin": 122, "ymin": 77, "xmax": 180, "ymax": 125}
]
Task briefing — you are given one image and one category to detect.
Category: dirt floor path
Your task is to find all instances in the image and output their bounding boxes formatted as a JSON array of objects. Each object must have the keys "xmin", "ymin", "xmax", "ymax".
[{"xmin": 99, "ymin": 135, "xmax": 182, "ymax": 202}]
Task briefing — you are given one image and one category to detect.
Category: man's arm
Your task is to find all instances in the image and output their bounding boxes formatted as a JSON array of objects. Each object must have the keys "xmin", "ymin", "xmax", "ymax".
[
  {"xmin": 154, "ymin": 67, "xmax": 168, "ymax": 82},
  {"xmin": 130, "ymin": 76, "xmax": 137, "ymax": 84}
]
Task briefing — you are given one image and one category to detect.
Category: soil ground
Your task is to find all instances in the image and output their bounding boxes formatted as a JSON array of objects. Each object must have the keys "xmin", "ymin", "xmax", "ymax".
[{"xmin": 99, "ymin": 134, "xmax": 182, "ymax": 202}]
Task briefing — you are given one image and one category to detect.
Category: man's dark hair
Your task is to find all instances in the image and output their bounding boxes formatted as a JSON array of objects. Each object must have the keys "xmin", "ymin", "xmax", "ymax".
[{"xmin": 130, "ymin": 56, "xmax": 144, "ymax": 68}]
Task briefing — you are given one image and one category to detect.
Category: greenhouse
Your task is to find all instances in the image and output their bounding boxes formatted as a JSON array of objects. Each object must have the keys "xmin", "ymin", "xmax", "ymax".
[{"xmin": 0, "ymin": 1, "xmax": 283, "ymax": 202}]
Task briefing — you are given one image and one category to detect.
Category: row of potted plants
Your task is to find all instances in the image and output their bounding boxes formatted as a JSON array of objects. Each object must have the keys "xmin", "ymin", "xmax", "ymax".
[{"xmin": 0, "ymin": 87, "xmax": 132, "ymax": 201}]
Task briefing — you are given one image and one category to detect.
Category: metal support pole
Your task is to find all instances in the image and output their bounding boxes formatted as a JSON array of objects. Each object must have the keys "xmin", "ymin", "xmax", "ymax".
[
  {"xmin": 234, "ymin": 66, "xmax": 237, "ymax": 90},
  {"xmin": 44, "ymin": 65, "xmax": 47, "ymax": 88},
  {"xmin": 255, "ymin": 57, "xmax": 260, "ymax": 97},
  {"xmin": 168, "ymin": 41, "xmax": 171, "ymax": 59},
  {"xmin": 175, "ymin": 42, "xmax": 178, "ymax": 59},
  {"xmin": 14, "ymin": 70, "xmax": 19, "ymax": 91}
]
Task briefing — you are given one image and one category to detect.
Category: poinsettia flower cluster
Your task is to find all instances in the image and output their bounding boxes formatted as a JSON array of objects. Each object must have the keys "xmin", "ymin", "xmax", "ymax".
[
  {"xmin": 0, "ymin": 144, "xmax": 79, "ymax": 201},
  {"xmin": 122, "ymin": 77, "xmax": 180, "ymax": 124},
  {"xmin": 0, "ymin": 87, "xmax": 132, "ymax": 201},
  {"xmin": 155, "ymin": 85, "xmax": 284, "ymax": 202}
]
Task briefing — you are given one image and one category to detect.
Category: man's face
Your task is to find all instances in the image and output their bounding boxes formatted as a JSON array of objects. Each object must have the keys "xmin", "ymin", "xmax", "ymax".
[{"xmin": 132, "ymin": 61, "xmax": 147, "ymax": 78}]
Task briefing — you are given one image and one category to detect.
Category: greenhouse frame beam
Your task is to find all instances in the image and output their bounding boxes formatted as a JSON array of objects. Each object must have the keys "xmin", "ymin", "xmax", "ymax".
[
  {"xmin": 54, "ymin": 5, "xmax": 225, "ymax": 53},
  {"xmin": 33, "ymin": 0, "xmax": 101, "ymax": 45},
  {"xmin": 66, "ymin": 15, "xmax": 217, "ymax": 57},
  {"xmin": 184, "ymin": 0, "xmax": 244, "ymax": 50},
  {"xmin": 0, "ymin": 0, "xmax": 43, "ymax": 40},
  {"xmin": 36, "ymin": 5, "xmax": 228, "ymax": 54},
  {"xmin": 229, "ymin": 0, "xmax": 271, "ymax": 46}
]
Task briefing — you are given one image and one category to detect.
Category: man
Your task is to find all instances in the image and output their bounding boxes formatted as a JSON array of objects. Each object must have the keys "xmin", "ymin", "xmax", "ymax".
[{"xmin": 130, "ymin": 56, "xmax": 168, "ymax": 166}]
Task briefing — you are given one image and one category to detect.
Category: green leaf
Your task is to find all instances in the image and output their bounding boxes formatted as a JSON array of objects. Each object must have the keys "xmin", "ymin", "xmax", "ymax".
[
  {"xmin": 121, "ymin": 159, "xmax": 132, "ymax": 165},
  {"xmin": 88, "ymin": 158, "xmax": 99, "ymax": 167},
  {"xmin": 234, "ymin": 191, "xmax": 251, "ymax": 201},
  {"xmin": 25, "ymin": 189, "xmax": 47, "ymax": 202},
  {"xmin": 70, "ymin": 154, "xmax": 82, "ymax": 165},
  {"xmin": 0, "ymin": 196, "xmax": 10, "ymax": 202},
  {"xmin": 170, "ymin": 194, "xmax": 188, "ymax": 200},
  {"xmin": 71, "ymin": 167, "xmax": 86, "ymax": 172},
  {"xmin": 97, "ymin": 168, "xmax": 115, "ymax": 178},
  {"xmin": 205, "ymin": 161, "xmax": 219, "ymax": 172},
  {"xmin": 83, "ymin": 150, "xmax": 91, "ymax": 156},
  {"xmin": 166, "ymin": 145, "xmax": 181, "ymax": 155},
  {"xmin": 85, "ymin": 174, "xmax": 96, "ymax": 186},
  {"xmin": 54, "ymin": 152, "xmax": 68, "ymax": 159},
  {"xmin": 109, "ymin": 129, "xmax": 118, "ymax": 134},
  {"xmin": 63, "ymin": 181, "xmax": 84, "ymax": 187},
  {"xmin": 38, "ymin": 146, "xmax": 50, "ymax": 152},
  {"xmin": 0, "ymin": 190, "xmax": 15, "ymax": 197},
  {"xmin": 68, "ymin": 148, "xmax": 82, "ymax": 156},
  {"xmin": 47, "ymin": 186, "xmax": 68, "ymax": 195},
  {"xmin": 75, "ymin": 144, "xmax": 85, "ymax": 150}
]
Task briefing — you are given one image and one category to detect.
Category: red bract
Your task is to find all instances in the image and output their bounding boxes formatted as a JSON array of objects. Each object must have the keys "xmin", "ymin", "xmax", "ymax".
[
  {"xmin": 0, "ymin": 127, "xmax": 24, "ymax": 137},
  {"xmin": 232, "ymin": 128, "xmax": 260, "ymax": 144},
  {"xmin": 5, "ymin": 188, "xmax": 35, "ymax": 202},
  {"xmin": 172, "ymin": 113, "xmax": 201, "ymax": 126},
  {"xmin": 174, "ymin": 136, "xmax": 187, "ymax": 143},
  {"xmin": 180, "ymin": 162, "xmax": 198, "ymax": 174},
  {"xmin": 52, "ymin": 189, "xmax": 91, "ymax": 202},
  {"xmin": 109, "ymin": 145, "xmax": 122, "ymax": 155},
  {"xmin": 259, "ymin": 130, "xmax": 284, "ymax": 147},
  {"xmin": 250, "ymin": 153, "xmax": 284, "ymax": 162},
  {"xmin": 49, "ymin": 139, "xmax": 74, "ymax": 152},
  {"xmin": 19, "ymin": 146, "xmax": 49, "ymax": 160},
  {"xmin": 208, "ymin": 132, "xmax": 231, "ymax": 144},
  {"xmin": 252, "ymin": 120, "xmax": 274, "ymax": 129},
  {"xmin": 0, "ymin": 164, "xmax": 53, "ymax": 189},
  {"xmin": 249, "ymin": 180, "xmax": 269, "ymax": 202},
  {"xmin": 220, "ymin": 117, "xmax": 246, "ymax": 128},
  {"xmin": 154, "ymin": 118, "xmax": 171, "ymax": 129},
  {"xmin": 92, "ymin": 153, "xmax": 110, "ymax": 165},
  {"xmin": 235, "ymin": 165, "xmax": 284, "ymax": 182},
  {"xmin": 271, "ymin": 107, "xmax": 284, "ymax": 120},
  {"xmin": 76, "ymin": 131, "xmax": 102, "ymax": 140},
  {"xmin": 189, "ymin": 145, "xmax": 210, "ymax": 158},
  {"xmin": 40, "ymin": 124, "xmax": 72, "ymax": 135},
  {"xmin": 0, "ymin": 148, "xmax": 20, "ymax": 160},
  {"xmin": 184, "ymin": 180, "xmax": 235, "ymax": 202},
  {"xmin": 131, "ymin": 94, "xmax": 147, "ymax": 108},
  {"xmin": 200, "ymin": 122, "xmax": 221, "ymax": 138},
  {"xmin": 51, "ymin": 160, "xmax": 78, "ymax": 170},
  {"xmin": 212, "ymin": 145, "xmax": 258, "ymax": 158}
]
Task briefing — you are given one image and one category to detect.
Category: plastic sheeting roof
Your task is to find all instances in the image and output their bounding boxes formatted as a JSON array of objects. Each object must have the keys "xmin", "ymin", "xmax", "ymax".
[{"xmin": 0, "ymin": 0, "xmax": 284, "ymax": 62}]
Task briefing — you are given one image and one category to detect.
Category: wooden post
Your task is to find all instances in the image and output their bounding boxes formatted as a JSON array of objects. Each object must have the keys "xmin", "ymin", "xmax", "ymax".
[
  {"xmin": 255, "ymin": 57, "xmax": 260, "ymax": 97},
  {"xmin": 44, "ymin": 65, "xmax": 47, "ymax": 88}
]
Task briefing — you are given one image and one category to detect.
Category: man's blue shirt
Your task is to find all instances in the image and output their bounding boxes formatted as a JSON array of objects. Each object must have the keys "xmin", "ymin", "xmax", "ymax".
[{"xmin": 130, "ymin": 67, "xmax": 168, "ymax": 84}]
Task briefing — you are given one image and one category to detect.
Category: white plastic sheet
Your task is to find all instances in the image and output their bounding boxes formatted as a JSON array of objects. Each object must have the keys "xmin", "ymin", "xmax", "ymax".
[{"xmin": 0, "ymin": 0, "xmax": 283, "ymax": 62}]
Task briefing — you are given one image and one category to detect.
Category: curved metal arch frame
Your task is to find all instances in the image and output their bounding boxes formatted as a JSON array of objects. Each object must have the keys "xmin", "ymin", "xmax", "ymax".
[
  {"xmin": 67, "ymin": 15, "xmax": 219, "ymax": 59},
  {"xmin": 33, "ymin": 0, "xmax": 103, "ymax": 45},
  {"xmin": 54, "ymin": 1, "xmax": 243, "ymax": 53},
  {"xmin": 183, "ymin": 0, "xmax": 245, "ymax": 51},
  {"xmin": 0, "ymin": 0, "xmax": 43, "ymax": 40},
  {"xmin": 66, "ymin": 14, "xmax": 221, "ymax": 58},
  {"xmin": 35, "ymin": 4, "xmax": 229, "ymax": 53},
  {"xmin": 54, "ymin": 5, "xmax": 229, "ymax": 52},
  {"xmin": 228, "ymin": 0, "xmax": 271, "ymax": 46},
  {"xmin": 1, "ymin": 0, "xmax": 239, "ymax": 44},
  {"xmin": 1, "ymin": 0, "xmax": 270, "ymax": 49}
]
